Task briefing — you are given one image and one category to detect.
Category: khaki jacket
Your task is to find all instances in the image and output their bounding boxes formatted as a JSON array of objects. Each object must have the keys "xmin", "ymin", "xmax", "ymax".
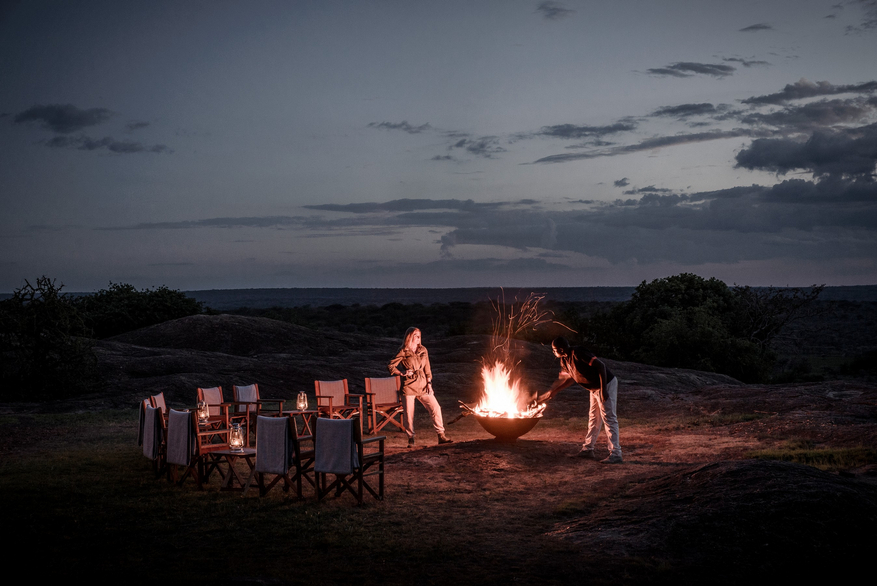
[{"xmin": 388, "ymin": 345, "xmax": 432, "ymax": 396}]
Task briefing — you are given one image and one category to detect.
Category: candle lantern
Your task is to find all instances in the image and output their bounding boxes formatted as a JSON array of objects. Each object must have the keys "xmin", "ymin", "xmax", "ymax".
[
  {"xmin": 197, "ymin": 401, "xmax": 209, "ymax": 422},
  {"xmin": 229, "ymin": 422, "xmax": 245, "ymax": 452},
  {"xmin": 296, "ymin": 391, "xmax": 308, "ymax": 411}
]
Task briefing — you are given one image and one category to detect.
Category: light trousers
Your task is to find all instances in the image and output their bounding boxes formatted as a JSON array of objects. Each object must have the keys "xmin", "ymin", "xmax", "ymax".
[
  {"xmin": 583, "ymin": 377, "xmax": 622, "ymax": 457},
  {"xmin": 403, "ymin": 392, "xmax": 445, "ymax": 438}
]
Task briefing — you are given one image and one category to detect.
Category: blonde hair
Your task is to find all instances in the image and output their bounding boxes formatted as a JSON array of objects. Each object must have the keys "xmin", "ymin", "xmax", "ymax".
[{"xmin": 399, "ymin": 327, "xmax": 421, "ymax": 353}]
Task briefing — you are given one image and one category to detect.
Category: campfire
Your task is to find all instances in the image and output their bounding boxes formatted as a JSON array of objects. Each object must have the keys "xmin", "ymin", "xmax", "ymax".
[
  {"xmin": 472, "ymin": 360, "xmax": 546, "ymax": 419},
  {"xmin": 461, "ymin": 292, "xmax": 564, "ymax": 441}
]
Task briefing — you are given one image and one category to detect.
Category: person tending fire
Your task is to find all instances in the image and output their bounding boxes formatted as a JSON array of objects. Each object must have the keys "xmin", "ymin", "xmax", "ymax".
[{"xmin": 537, "ymin": 337, "xmax": 623, "ymax": 464}]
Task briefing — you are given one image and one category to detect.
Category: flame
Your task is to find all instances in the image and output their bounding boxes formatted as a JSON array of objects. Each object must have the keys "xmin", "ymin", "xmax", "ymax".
[{"xmin": 473, "ymin": 360, "xmax": 545, "ymax": 418}]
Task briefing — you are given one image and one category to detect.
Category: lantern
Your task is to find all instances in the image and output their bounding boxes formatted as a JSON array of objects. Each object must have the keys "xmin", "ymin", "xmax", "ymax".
[
  {"xmin": 197, "ymin": 401, "xmax": 209, "ymax": 422},
  {"xmin": 229, "ymin": 422, "xmax": 245, "ymax": 452}
]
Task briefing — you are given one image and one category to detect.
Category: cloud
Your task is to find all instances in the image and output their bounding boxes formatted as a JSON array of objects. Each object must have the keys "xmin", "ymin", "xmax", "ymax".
[
  {"xmin": 367, "ymin": 120, "xmax": 431, "ymax": 134},
  {"xmin": 13, "ymin": 104, "xmax": 112, "ymax": 133},
  {"xmin": 845, "ymin": 0, "xmax": 877, "ymax": 33},
  {"xmin": 533, "ymin": 129, "xmax": 763, "ymax": 164},
  {"xmin": 45, "ymin": 135, "xmax": 172, "ymax": 154},
  {"xmin": 535, "ymin": 1, "xmax": 575, "ymax": 20},
  {"xmin": 739, "ymin": 23, "xmax": 773, "ymax": 32},
  {"xmin": 723, "ymin": 57, "xmax": 771, "ymax": 67},
  {"xmin": 99, "ymin": 216, "xmax": 306, "ymax": 230},
  {"xmin": 735, "ymin": 123, "xmax": 877, "ymax": 179},
  {"xmin": 742, "ymin": 78, "xmax": 877, "ymax": 105},
  {"xmin": 651, "ymin": 103, "xmax": 717, "ymax": 118},
  {"xmin": 646, "ymin": 62, "xmax": 736, "ymax": 78},
  {"xmin": 623, "ymin": 186, "xmax": 674, "ymax": 195},
  {"xmin": 125, "ymin": 121, "xmax": 150, "ymax": 132},
  {"xmin": 101, "ymin": 176, "xmax": 877, "ymax": 270},
  {"xmin": 450, "ymin": 136, "xmax": 506, "ymax": 158},
  {"xmin": 528, "ymin": 120, "xmax": 637, "ymax": 139},
  {"xmin": 740, "ymin": 97, "xmax": 876, "ymax": 131},
  {"xmin": 304, "ymin": 198, "xmax": 505, "ymax": 214},
  {"xmin": 614, "ymin": 178, "xmax": 630, "ymax": 187}
]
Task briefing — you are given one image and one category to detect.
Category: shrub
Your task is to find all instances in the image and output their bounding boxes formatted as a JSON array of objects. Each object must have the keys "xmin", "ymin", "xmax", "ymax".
[
  {"xmin": 588, "ymin": 274, "xmax": 822, "ymax": 383},
  {"xmin": 0, "ymin": 277, "xmax": 101, "ymax": 400},
  {"xmin": 75, "ymin": 282, "xmax": 203, "ymax": 338}
]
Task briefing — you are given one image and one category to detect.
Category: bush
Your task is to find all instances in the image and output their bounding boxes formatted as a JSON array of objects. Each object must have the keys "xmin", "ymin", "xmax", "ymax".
[
  {"xmin": 588, "ymin": 274, "xmax": 822, "ymax": 383},
  {"xmin": 75, "ymin": 282, "xmax": 203, "ymax": 338},
  {"xmin": 0, "ymin": 277, "xmax": 101, "ymax": 400}
]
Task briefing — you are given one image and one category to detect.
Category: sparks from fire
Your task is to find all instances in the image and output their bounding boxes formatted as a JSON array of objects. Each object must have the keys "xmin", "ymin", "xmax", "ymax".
[{"xmin": 470, "ymin": 292, "xmax": 565, "ymax": 419}]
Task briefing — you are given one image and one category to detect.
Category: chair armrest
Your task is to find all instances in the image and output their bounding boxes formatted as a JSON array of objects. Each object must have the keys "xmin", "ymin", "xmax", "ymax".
[
  {"xmin": 256, "ymin": 399, "xmax": 284, "ymax": 414},
  {"xmin": 315, "ymin": 395, "xmax": 334, "ymax": 411}
]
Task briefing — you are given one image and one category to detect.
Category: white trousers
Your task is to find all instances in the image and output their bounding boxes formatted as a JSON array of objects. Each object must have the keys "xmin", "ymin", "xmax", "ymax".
[
  {"xmin": 583, "ymin": 377, "xmax": 622, "ymax": 457},
  {"xmin": 403, "ymin": 393, "xmax": 445, "ymax": 438}
]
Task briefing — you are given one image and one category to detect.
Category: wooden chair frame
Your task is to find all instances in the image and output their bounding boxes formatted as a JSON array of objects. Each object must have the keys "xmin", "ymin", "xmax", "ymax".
[
  {"xmin": 232, "ymin": 384, "xmax": 284, "ymax": 446},
  {"xmin": 139, "ymin": 399, "xmax": 166, "ymax": 478},
  {"xmin": 314, "ymin": 379, "xmax": 365, "ymax": 434},
  {"xmin": 246, "ymin": 415, "xmax": 315, "ymax": 498},
  {"xmin": 315, "ymin": 416, "xmax": 385, "ymax": 504},
  {"xmin": 364, "ymin": 376, "xmax": 404, "ymax": 434},
  {"xmin": 167, "ymin": 409, "xmax": 230, "ymax": 489},
  {"xmin": 149, "ymin": 391, "xmax": 169, "ymax": 425}
]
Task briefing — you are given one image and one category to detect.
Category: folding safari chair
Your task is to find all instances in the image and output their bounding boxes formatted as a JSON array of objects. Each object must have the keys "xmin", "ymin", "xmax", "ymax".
[
  {"xmin": 166, "ymin": 409, "xmax": 229, "ymax": 489},
  {"xmin": 245, "ymin": 415, "xmax": 315, "ymax": 498},
  {"xmin": 364, "ymin": 376, "xmax": 404, "ymax": 434},
  {"xmin": 314, "ymin": 416, "xmax": 385, "ymax": 504},
  {"xmin": 232, "ymin": 383, "xmax": 283, "ymax": 445},
  {"xmin": 314, "ymin": 379, "xmax": 365, "ymax": 434},
  {"xmin": 139, "ymin": 399, "xmax": 166, "ymax": 478}
]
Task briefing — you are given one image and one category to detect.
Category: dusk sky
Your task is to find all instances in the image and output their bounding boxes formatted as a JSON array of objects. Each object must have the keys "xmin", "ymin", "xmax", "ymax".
[{"xmin": 2, "ymin": 0, "xmax": 876, "ymax": 291}]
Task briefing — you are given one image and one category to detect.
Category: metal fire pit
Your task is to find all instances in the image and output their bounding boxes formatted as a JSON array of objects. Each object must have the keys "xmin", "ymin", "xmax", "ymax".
[{"xmin": 474, "ymin": 415, "xmax": 542, "ymax": 442}]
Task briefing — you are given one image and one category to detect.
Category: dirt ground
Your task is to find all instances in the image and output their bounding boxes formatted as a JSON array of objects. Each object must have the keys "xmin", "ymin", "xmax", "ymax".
[{"xmin": 3, "ymin": 314, "xmax": 876, "ymax": 584}]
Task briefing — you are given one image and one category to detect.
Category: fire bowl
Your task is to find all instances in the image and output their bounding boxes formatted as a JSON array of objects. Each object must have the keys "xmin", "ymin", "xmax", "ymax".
[{"xmin": 474, "ymin": 415, "xmax": 542, "ymax": 442}]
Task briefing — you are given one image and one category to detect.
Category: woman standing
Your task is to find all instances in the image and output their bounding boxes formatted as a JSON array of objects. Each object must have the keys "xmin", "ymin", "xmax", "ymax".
[{"xmin": 388, "ymin": 327, "xmax": 453, "ymax": 447}]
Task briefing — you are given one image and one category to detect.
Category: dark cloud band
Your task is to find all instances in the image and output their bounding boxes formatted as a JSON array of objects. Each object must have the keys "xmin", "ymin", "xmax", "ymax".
[{"xmin": 14, "ymin": 104, "xmax": 112, "ymax": 134}]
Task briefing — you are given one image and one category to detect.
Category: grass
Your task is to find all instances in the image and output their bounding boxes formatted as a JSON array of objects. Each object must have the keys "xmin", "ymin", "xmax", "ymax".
[
  {"xmin": 5, "ymin": 404, "xmax": 873, "ymax": 584},
  {"xmin": 1, "ymin": 410, "xmax": 596, "ymax": 585},
  {"xmin": 747, "ymin": 438, "xmax": 877, "ymax": 471},
  {"xmin": 656, "ymin": 411, "xmax": 768, "ymax": 431}
]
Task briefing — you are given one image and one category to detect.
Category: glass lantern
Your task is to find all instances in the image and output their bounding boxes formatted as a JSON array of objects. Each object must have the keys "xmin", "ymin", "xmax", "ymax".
[
  {"xmin": 197, "ymin": 401, "xmax": 209, "ymax": 423},
  {"xmin": 229, "ymin": 422, "xmax": 245, "ymax": 452},
  {"xmin": 296, "ymin": 391, "xmax": 308, "ymax": 411}
]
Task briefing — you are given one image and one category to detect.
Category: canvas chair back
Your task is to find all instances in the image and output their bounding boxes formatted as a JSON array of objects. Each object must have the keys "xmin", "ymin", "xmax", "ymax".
[
  {"xmin": 197, "ymin": 386, "xmax": 224, "ymax": 416},
  {"xmin": 366, "ymin": 377, "xmax": 400, "ymax": 405},
  {"xmin": 255, "ymin": 416, "xmax": 292, "ymax": 475},
  {"xmin": 233, "ymin": 384, "xmax": 260, "ymax": 414},
  {"xmin": 315, "ymin": 379, "xmax": 364, "ymax": 435},
  {"xmin": 315, "ymin": 417, "xmax": 359, "ymax": 475},
  {"xmin": 314, "ymin": 416, "xmax": 385, "ymax": 504},
  {"xmin": 245, "ymin": 415, "xmax": 314, "ymax": 497},
  {"xmin": 138, "ymin": 399, "xmax": 149, "ymax": 447},
  {"xmin": 364, "ymin": 376, "xmax": 403, "ymax": 433},
  {"xmin": 141, "ymin": 403, "xmax": 163, "ymax": 461},
  {"xmin": 166, "ymin": 409, "xmax": 195, "ymax": 467},
  {"xmin": 315, "ymin": 380, "xmax": 347, "ymax": 408},
  {"xmin": 150, "ymin": 392, "xmax": 167, "ymax": 416}
]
